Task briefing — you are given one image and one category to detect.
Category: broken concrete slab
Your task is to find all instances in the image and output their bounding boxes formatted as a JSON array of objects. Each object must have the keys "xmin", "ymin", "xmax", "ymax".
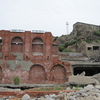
[
  {"xmin": 93, "ymin": 73, "xmax": 100, "ymax": 82},
  {"xmin": 69, "ymin": 76, "xmax": 99, "ymax": 85}
]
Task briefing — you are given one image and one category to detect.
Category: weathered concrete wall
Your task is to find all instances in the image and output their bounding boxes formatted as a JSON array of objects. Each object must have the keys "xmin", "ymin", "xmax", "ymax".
[{"xmin": 85, "ymin": 43, "xmax": 100, "ymax": 57}]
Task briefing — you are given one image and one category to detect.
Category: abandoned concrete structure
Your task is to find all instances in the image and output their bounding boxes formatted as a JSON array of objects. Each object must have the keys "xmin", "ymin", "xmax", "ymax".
[
  {"xmin": 56, "ymin": 22, "xmax": 100, "ymax": 81},
  {"xmin": 0, "ymin": 30, "xmax": 71, "ymax": 84},
  {"xmin": 59, "ymin": 52, "xmax": 100, "ymax": 77},
  {"xmin": 84, "ymin": 43, "xmax": 100, "ymax": 57}
]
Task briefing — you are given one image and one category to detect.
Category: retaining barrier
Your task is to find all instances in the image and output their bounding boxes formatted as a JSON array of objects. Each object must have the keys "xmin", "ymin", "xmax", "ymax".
[{"xmin": 0, "ymin": 90, "xmax": 76, "ymax": 97}]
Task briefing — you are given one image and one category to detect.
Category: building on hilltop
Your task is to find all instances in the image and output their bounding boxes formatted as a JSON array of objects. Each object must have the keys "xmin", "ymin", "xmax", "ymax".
[
  {"xmin": 71, "ymin": 22, "xmax": 100, "ymax": 40},
  {"xmin": 0, "ymin": 30, "xmax": 71, "ymax": 84}
]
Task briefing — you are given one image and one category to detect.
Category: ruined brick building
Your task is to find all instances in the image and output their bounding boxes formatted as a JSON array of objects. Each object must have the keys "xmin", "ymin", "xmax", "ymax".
[{"xmin": 0, "ymin": 30, "xmax": 71, "ymax": 84}]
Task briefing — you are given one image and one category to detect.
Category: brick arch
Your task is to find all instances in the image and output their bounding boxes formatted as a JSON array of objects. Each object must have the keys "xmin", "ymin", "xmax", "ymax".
[
  {"xmin": 11, "ymin": 36, "xmax": 23, "ymax": 53},
  {"xmin": 29, "ymin": 64, "xmax": 46, "ymax": 83},
  {"xmin": 32, "ymin": 37, "xmax": 43, "ymax": 55},
  {"xmin": 32, "ymin": 37, "xmax": 43, "ymax": 43},
  {"xmin": 50, "ymin": 65, "xmax": 67, "ymax": 82}
]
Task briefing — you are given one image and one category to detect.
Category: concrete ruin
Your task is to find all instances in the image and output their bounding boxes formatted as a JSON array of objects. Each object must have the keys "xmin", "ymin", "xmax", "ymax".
[
  {"xmin": 59, "ymin": 51, "xmax": 100, "ymax": 78},
  {"xmin": 58, "ymin": 22, "xmax": 100, "ymax": 79},
  {"xmin": 0, "ymin": 30, "xmax": 71, "ymax": 84}
]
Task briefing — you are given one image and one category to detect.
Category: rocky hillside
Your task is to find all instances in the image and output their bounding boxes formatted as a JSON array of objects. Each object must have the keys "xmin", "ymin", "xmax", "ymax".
[{"xmin": 57, "ymin": 22, "xmax": 100, "ymax": 52}]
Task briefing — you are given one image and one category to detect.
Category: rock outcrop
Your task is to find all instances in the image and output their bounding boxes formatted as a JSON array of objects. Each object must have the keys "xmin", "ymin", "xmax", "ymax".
[
  {"xmin": 57, "ymin": 22, "xmax": 100, "ymax": 44},
  {"xmin": 57, "ymin": 22, "xmax": 100, "ymax": 52}
]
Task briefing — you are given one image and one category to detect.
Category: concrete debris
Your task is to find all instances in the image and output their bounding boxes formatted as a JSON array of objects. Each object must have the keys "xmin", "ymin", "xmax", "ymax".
[
  {"xmin": 79, "ymin": 71, "xmax": 86, "ymax": 76},
  {"xmin": 69, "ymin": 75, "xmax": 99, "ymax": 85},
  {"xmin": 1, "ymin": 84, "xmax": 100, "ymax": 100},
  {"xmin": 21, "ymin": 94, "xmax": 31, "ymax": 100},
  {"xmin": 0, "ymin": 87, "xmax": 21, "ymax": 91},
  {"xmin": 93, "ymin": 73, "xmax": 100, "ymax": 82}
]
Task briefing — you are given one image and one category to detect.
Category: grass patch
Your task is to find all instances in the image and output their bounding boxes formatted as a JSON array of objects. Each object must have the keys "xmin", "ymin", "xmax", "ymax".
[
  {"xmin": 28, "ymin": 86, "xmax": 65, "ymax": 91},
  {"xmin": 13, "ymin": 76, "xmax": 20, "ymax": 85},
  {"xmin": 53, "ymin": 86, "xmax": 61, "ymax": 91},
  {"xmin": 39, "ymin": 87, "xmax": 49, "ymax": 91}
]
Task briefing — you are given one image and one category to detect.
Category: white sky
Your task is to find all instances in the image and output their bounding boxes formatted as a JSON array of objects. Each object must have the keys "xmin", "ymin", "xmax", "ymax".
[{"xmin": 0, "ymin": 0, "xmax": 100, "ymax": 36}]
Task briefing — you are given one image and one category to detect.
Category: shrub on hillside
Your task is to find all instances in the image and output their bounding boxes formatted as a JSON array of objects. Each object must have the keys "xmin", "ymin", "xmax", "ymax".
[
  {"xmin": 94, "ymin": 30, "xmax": 100, "ymax": 36},
  {"xmin": 64, "ymin": 40, "xmax": 76, "ymax": 48},
  {"xmin": 62, "ymin": 49, "xmax": 74, "ymax": 52},
  {"xmin": 58, "ymin": 45, "xmax": 65, "ymax": 52},
  {"xmin": 84, "ymin": 39, "xmax": 91, "ymax": 43}
]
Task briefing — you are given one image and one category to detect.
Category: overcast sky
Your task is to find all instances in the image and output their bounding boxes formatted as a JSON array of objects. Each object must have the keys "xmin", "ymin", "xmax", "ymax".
[{"xmin": 0, "ymin": 0, "xmax": 100, "ymax": 36}]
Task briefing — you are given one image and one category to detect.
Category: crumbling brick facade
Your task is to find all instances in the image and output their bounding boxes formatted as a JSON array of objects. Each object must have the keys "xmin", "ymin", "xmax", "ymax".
[{"xmin": 0, "ymin": 30, "xmax": 71, "ymax": 84}]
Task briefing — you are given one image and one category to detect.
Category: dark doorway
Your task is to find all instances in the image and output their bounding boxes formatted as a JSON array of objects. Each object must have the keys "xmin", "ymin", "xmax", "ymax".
[{"xmin": 74, "ymin": 67, "xmax": 100, "ymax": 76}]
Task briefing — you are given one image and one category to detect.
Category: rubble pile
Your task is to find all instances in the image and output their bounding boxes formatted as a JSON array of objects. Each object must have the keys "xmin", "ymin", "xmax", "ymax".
[{"xmin": 0, "ymin": 85, "xmax": 100, "ymax": 100}]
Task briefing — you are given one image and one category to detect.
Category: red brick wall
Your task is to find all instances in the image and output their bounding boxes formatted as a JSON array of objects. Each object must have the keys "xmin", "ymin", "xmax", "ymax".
[
  {"xmin": 0, "ymin": 45, "xmax": 2, "ymax": 52},
  {"xmin": 29, "ymin": 65, "xmax": 46, "ymax": 83},
  {"xmin": 51, "ymin": 65, "xmax": 67, "ymax": 82},
  {"xmin": 0, "ymin": 67, "xmax": 2, "ymax": 81},
  {"xmin": 11, "ymin": 37, "xmax": 23, "ymax": 53},
  {"xmin": 32, "ymin": 44, "xmax": 43, "ymax": 53},
  {"xmin": 0, "ymin": 30, "xmax": 71, "ymax": 84},
  {"xmin": 52, "ymin": 45, "xmax": 58, "ymax": 55},
  {"xmin": 11, "ymin": 44, "xmax": 23, "ymax": 53}
]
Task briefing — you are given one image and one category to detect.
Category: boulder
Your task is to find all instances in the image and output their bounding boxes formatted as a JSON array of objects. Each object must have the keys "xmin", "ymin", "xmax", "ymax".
[{"xmin": 22, "ymin": 94, "xmax": 31, "ymax": 100}]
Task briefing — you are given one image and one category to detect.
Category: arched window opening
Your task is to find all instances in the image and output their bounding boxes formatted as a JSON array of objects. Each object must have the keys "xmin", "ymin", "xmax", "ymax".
[
  {"xmin": 29, "ymin": 65, "xmax": 46, "ymax": 83},
  {"xmin": 0, "ymin": 37, "xmax": 2, "ymax": 45},
  {"xmin": 0, "ymin": 37, "xmax": 2, "ymax": 52},
  {"xmin": 32, "ymin": 37, "xmax": 43, "ymax": 55},
  {"xmin": 51, "ymin": 65, "xmax": 67, "ymax": 82},
  {"xmin": 11, "ymin": 37, "xmax": 23, "ymax": 53}
]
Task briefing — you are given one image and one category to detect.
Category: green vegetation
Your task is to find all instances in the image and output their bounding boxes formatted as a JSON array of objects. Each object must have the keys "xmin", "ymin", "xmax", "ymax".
[
  {"xmin": 53, "ymin": 86, "xmax": 61, "ymax": 91},
  {"xmin": 58, "ymin": 40, "xmax": 80, "ymax": 52},
  {"xmin": 95, "ymin": 39, "xmax": 100, "ymax": 43},
  {"xmin": 84, "ymin": 39, "xmax": 91, "ymax": 43},
  {"xmin": 58, "ymin": 45, "xmax": 65, "ymax": 52},
  {"xmin": 58, "ymin": 45, "xmax": 75, "ymax": 52},
  {"xmin": 62, "ymin": 49, "xmax": 74, "ymax": 52},
  {"xmin": 75, "ymin": 83, "xmax": 86, "ymax": 89},
  {"xmin": 58, "ymin": 40, "xmax": 76, "ymax": 52},
  {"xmin": 64, "ymin": 40, "xmax": 76, "ymax": 48},
  {"xmin": 39, "ymin": 87, "xmax": 49, "ymax": 91},
  {"xmin": 13, "ymin": 76, "xmax": 20, "ymax": 85},
  {"xmin": 69, "ymin": 83, "xmax": 87, "ymax": 90},
  {"xmin": 35, "ymin": 86, "xmax": 64, "ymax": 91},
  {"xmin": 54, "ymin": 36, "xmax": 58, "ymax": 41},
  {"xmin": 94, "ymin": 30, "xmax": 100, "ymax": 36}
]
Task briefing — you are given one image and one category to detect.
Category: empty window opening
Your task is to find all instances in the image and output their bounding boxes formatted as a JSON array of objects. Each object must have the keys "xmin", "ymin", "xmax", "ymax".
[
  {"xmin": 0, "ymin": 37, "xmax": 2, "ymax": 52},
  {"xmin": 87, "ymin": 47, "xmax": 92, "ymax": 50},
  {"xmin": 11, "ymin": 37, "xmax": 23, "ymax": 53},
  {"xmin": 93, "ymin": 46, "xmax": 99, "ymax": 51},
  {"xmin": 32, "ymin": 37, "xmax": 43, "ymax": 55},
  {"xmin": 0, "ymin": 37, "xmax": 2, "ymax": 44},
  {"xmin": 74, "ymin": 67, "xmax": 100, "ymax": 76}
]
